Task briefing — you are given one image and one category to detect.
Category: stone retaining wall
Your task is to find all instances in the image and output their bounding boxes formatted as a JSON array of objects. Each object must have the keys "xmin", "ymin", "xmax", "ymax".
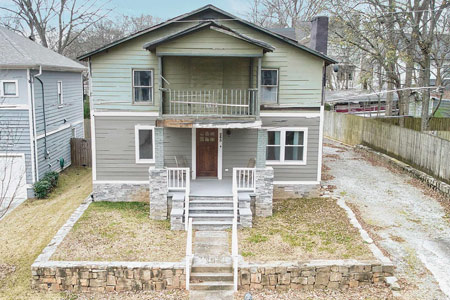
[
  {"xmin": 32, "ymin": 262, "xmax": 185, "ymax": 292},
  {"xmin": 356, "ymin": 145, "xmax": 450, "ymax": 198},
  {"xmin": 239, "ymin": 260, "xmax": 394, "ymax": 291}
]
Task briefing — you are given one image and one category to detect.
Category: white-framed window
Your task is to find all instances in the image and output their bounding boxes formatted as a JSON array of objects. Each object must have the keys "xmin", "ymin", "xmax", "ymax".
[
  {"xmin": 135, "ymin": 125, "xmax": 155, "ymax": 164},
  {"xmin": 57, "ymin": 81, "xmax": 63, "ymax": 105},
  {"xmin": 261, "ymin": 69, "xmax": 278, "ymax": 104},
  {"xmin": 133, "ymin": 69, "xmax": 153, "ymax": 104},
  {"xmin": 0, "ymin": 80, "xmax": 19, "ymax": 97},
  {"xmin": 266, "ymin": 127, "xmax": 308, "ymax": 165}
]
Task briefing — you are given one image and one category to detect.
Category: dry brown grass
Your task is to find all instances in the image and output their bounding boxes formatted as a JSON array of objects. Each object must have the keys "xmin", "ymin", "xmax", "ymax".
[
  {"xmin": 0, "ymin": 167, "xmax": 92, "ymax": 300},
  {"xmin": 239, "ymin": 198, "xmax": 374, "ymax": 262},
  {"xmin": 52, "ymin": 202, "xmax": 186, "ymax": 262}
]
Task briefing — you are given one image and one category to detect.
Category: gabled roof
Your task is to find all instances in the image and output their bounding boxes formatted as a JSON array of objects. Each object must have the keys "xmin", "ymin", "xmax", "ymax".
[
  {"xmin": 142, "ymin": 21, "xmax": 275, "ymax": 53},
  {"xmin": 78, "ymin": 5, "xmax": 337, "ymax": 64},
  {"xmin": 0, "ymin": 27, "xmax": 86, "ymax": 72}
]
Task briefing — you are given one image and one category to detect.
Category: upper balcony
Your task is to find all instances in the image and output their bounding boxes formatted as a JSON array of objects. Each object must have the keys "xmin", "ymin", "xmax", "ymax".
[{"xmin": 161, "ymin": 88, "xmax": 258, "ymax": 117}]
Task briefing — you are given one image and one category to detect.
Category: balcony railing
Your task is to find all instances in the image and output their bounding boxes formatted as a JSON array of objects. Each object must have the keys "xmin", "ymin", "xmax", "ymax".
[{"xmin": 162, "ymin": 88, "xmax": 258, "ymax": 116}]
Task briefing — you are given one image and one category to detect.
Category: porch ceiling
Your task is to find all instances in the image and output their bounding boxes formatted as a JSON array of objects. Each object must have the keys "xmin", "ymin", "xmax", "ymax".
[
  {"xmin": 156, "ymin": 117, "xmax": 262, "ymax": 129},
  {"xmin": 143, "ymin": 21, "xmax": 275, "ymax": 57}
]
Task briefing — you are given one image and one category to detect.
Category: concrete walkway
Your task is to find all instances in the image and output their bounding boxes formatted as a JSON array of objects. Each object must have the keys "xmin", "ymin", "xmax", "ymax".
[
  {"xmin": 190, "ymin": 231, "xmax": 234, "ymax": 300},
  {"xmin": 323, "ymin": 139, "xmax": 450, "ymax": 300}
]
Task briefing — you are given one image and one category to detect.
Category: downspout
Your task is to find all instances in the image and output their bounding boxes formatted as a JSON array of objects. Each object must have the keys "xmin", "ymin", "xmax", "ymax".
[{"xmin": 33, "ymin": 66, "xmax": 49, "ymax": 159}]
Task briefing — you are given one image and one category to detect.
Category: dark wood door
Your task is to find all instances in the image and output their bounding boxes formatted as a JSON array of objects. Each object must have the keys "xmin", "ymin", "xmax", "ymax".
[{"xmin": 196, "ymin": 128, "xmax": 218, "ymax": 177}]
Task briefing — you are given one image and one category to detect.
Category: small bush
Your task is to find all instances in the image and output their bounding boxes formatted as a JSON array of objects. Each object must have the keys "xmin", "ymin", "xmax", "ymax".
[
  {"xmin": 42, "ymin": 171, "xmax": 59, "ymax": 188},
  {"xmin": 33, "ymin": 171, "xmax": 60, "ymax": 198},
  {"xmin": 33, "ymin": 180, "xmax": 52, "ymax": 199}
]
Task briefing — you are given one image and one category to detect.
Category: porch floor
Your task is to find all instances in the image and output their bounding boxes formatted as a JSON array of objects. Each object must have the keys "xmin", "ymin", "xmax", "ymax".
[{"xmin": 190, "ymin": 178, "xmax": 232, "ymax": 196}]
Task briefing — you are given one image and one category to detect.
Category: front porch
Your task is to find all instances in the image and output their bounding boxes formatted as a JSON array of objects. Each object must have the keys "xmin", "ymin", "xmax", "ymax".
[{"xmin": 148, "ymin": 126, "xmax": 274, "ymax": 230}]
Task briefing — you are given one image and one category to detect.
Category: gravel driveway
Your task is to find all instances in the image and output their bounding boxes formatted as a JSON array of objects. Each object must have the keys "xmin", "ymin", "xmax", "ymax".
[{"xmin": 323, "ymin": 139, "xmax": 450, "ymax": 300}]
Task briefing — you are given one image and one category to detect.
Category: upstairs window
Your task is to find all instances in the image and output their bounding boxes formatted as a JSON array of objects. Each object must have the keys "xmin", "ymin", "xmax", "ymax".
[
  {"xmin": 266, "ymin": 128, "xmax": 307, "ymax": 165},
  {"xmin": 57, "ymin": 81, "xmax": 63, "ymax": 105},
  {"xmin": 135, "ymin": 125, "xmax": 155, "ymax": 163},
  {"xmin": 261, "ymin": 69, "xmax": 278, "ymax": 104},
  {"xmin": 133, "ymin": 70, "xmax": 153, "ymax": 104},
  {"xmin": 1, "ymin": 80, "xmax": 18, "ymax": 97}
]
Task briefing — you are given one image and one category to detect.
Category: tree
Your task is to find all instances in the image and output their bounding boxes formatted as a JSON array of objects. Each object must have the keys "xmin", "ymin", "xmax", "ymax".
[
  {"xmin": 246, "ymin": 0, "xmax": 329, "ymax": 28},
  {"xmin": 0, "ymin": 0, "xmax": 111, "ymax": 55},
  {"xmin": 64, "ymin": 14, "xmax": 162, "ymax": 58}
]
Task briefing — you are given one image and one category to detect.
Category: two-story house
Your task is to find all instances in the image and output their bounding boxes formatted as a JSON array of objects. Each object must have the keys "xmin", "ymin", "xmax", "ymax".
[
  {"xmin": 79, "ymin": 5, "xmax": 336, "ymax": 230},
  {"xmin": 0, "ymin": 27, "xmax": 85, "ymax": 207}
]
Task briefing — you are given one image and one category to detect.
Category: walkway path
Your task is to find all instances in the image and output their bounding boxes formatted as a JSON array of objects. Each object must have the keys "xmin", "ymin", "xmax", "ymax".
[
  {"xmin": 189, "ymin": 231, "xmax": 234, "ymax": 300},
  {"xmin": 323, "ymin": 139, "xmax": 450, "ymax": 300}
]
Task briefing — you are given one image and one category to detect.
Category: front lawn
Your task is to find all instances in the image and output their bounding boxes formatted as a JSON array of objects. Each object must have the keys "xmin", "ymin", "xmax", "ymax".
[
  {"xmin": 51, "ymin": 202, "xmax": 186, "ymax": 262},
  {"xmin": 0, "ymin": 167, "xmax": 92, "ymax": 299},
  {"xmin": 239, "ymin": 197, "xmax": 373, "ymax": 262}
]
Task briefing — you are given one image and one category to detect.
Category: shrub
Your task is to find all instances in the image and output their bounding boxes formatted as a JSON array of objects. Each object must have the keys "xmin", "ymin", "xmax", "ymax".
[
  {"xmin": 42, "ymin": 171, "xmax": 59, "ymax": 188},
  {"xmin": 33, "ymin": 180, "xmax": 52, "ymax": 199}
]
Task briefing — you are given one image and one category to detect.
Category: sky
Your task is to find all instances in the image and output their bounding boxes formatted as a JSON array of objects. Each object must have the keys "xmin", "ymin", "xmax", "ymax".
[{"xmin": 108, "ymin": 0, "xmax": 250, "ymax": 20}]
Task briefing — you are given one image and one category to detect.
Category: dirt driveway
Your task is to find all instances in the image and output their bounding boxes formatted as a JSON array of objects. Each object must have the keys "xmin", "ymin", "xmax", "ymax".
[{"xmin": 323, "ymin": 139, "xmax": 450, "ymax": 300}]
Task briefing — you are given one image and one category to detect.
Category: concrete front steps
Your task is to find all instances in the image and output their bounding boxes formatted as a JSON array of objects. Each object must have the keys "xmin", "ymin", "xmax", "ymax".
[
  {"xmin": 189, "ymin": 231, "xmax": 234, "ymax": 300},
  {"xmin": 189, "ymin": 195, "xmax": 237, "ymax": 230},
  {"xmin": 188, "ymin": 194, "xmax": 253, "ymax": 230}
]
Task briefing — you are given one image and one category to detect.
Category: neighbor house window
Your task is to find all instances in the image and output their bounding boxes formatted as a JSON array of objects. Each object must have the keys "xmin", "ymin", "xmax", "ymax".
[
  {"xmin": 261, "ymin": 69, "xmax": 278, "ymax": 104},
  {"xmin": 1, "ymin": 80, "xmax": 18, "ymax": 97},
  {"xmin": 135, "ymin": 125, "xmax": 155, "ymax": 163},
  {"xmin": 266, "ymin": 128, "xmax": 307, "ymax": 164},
  {"xmin": 57, "ymin": 81, "xmax": 63, "ymax": 105},
  {"xmin": 133, "ymin": 70, "xmax": 153, "ymax": 104}
]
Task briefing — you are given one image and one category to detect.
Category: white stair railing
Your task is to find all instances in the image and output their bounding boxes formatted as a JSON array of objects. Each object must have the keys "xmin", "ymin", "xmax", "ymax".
[
  {"xmin": 185, "ymin": 218, "xmax": 193, "ymax": 290},
  {"xmin": 234, "ymin": 167, "xmax": 256, "ymax": 192},
  {"xmin": 231, "ymin": 169, "xmax": 239, "ymax": 291},
  {"xmin": 166, "ymin": 168, "xmax": 191, "ymax": 231},
  {"xmin": 167, "ymin": 167, "xmax": 189, "ymax": 191}
]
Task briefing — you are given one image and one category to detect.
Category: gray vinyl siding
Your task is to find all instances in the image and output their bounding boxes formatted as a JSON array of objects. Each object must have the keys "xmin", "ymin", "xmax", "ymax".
[
  {"xmin": 36, "ymin": 126, "xmax": 73, "ymax": 179},
  {"xmin": 0, "ymin": 109, "xmax": 33, "ymax": 184},
  {"xmin": 262, "ymin": 116, "xmax": 320, "ymax": 182},
  {"xmin": 0, "ymin": 69, "xmax": 29, "ymax": 106},
  {"xmin": 32, "ymin": 70, "xmax": 84, "ymax": 135},
  {"xmin": 95, "ymin": 116, "xmax": 157, "ymax": 180},
  {"xmin": 222, "ymin": 129, "xmax": 258, "ymax": 178},
  {"xmin": 164, "ymin": 128, "xmax": 192, "ymax": 168}
]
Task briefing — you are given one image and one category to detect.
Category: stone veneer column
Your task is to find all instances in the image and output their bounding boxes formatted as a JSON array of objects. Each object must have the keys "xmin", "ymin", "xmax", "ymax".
[
  {"xmin": 256, "ymin": 129, "xmax": 267, "ymax": 168},
  {"xmin": 255, "ymin": 166, "xmax": 274, "ymax": 217},
  {"xmin": 154, "ymin": 127, "xmax": 164, "ymax": 168},
  {"xmin": 149, "ymin": 167, "xmax": 168, "ymax": 220}
]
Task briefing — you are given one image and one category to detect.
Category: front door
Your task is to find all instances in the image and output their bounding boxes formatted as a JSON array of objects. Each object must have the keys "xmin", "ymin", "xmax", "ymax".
[{"xmin": 196, "ymin": 128, "xmax": 218, "ymax": 177}]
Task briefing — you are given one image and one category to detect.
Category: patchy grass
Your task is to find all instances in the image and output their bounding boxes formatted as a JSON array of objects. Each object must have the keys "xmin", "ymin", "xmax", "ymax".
[
  {"xmin": 239, "ymin": 198, "xmax": 373, "ymax": 262},
  {"xmin": 52, "ymin": 202, "xmax": 186, "ymax": 262},
  {"xmin": 0, "ymin": 167, "xmax": 92, "ymax": 299}
]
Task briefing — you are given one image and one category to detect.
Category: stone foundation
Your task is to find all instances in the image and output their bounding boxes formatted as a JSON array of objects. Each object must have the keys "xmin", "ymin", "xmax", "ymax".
[
  {"xmin": 255, "ymin": 167, "xmax": 274, "ymax": 217},
  {"xmin": 273, "ymin": 184, "xmax": 321, "ymax": 199},
  {"xmin": 31, "ymin": 262, "xmax": 185, "ymax": 292},
  {"xmin": 239, "ymin": 260, "xmax": 394, "ymax": 291},
  {"xmin": 93, "ymin": 183, "xmax": 149, "ymax": 202},
  {"xmin": 149, "ymin": 167, "xmax": 168, "ymax": 220}
]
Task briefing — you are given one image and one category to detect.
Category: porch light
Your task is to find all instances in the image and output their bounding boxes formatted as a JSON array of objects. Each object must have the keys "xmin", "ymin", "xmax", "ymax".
[
  {"xmin": 244, "ymin": 292, "xmax": 253, "ymax": 300},
  {"xmin": 226, "ymin": 129, "xmax": 232, "ymax": 136}
]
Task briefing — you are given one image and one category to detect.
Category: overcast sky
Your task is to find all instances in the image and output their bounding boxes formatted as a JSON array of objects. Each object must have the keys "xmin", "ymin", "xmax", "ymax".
[{"xmin": 108, "ymin": 0, "xmax": 250, "ymax": 19}]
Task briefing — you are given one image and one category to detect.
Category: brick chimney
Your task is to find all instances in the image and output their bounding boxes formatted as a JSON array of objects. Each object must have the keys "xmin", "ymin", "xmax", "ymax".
[{"xmin": 310, "ymin": 16, "xmax": 329, "ymax": 55}]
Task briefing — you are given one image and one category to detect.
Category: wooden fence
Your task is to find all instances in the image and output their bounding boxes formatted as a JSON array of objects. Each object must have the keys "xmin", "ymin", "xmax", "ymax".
[
  {"xmin": 427, "ymin": 131, "xmax": 450, "ymax": 141},
  {"xmin": 324, "ymin": 111, "xmax": 450, "ymax": 183},
  {"xmin": 377, "ymin": 117, "xmax": 450, "ymax": 131},
  {"xmin": 70, "ymin": 138, "xmax": 92, "ymax": 167}
]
